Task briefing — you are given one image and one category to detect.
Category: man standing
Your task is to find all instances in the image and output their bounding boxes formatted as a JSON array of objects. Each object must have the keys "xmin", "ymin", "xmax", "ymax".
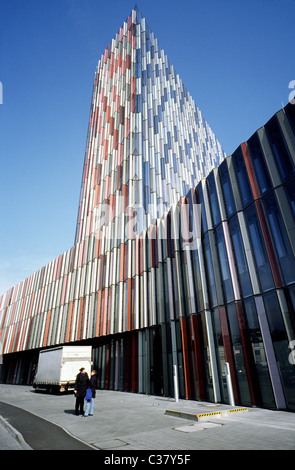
[{"xmin": 74, "ymin": 367, "xmax": 89, "ymax": 416}]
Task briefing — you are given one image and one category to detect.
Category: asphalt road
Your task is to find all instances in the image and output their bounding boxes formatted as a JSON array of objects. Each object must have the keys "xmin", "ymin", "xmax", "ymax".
[{"xmin": 0, "ymin": 401, "xmax": 93, "ymax": 450}]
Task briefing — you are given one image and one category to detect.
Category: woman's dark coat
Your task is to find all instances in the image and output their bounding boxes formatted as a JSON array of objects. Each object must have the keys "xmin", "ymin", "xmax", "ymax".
[{"xmin": 74, "ymin": 372, "xmax": 89, "ymax": 397}]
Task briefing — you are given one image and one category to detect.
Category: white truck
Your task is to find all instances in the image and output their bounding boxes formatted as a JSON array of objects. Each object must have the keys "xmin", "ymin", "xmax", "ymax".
[{"xmin": 34, "ymin": 346, "xmax": 92, "ymax": 393}]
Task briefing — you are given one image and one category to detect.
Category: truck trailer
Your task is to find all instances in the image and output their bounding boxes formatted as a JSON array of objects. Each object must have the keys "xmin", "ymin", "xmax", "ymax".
[{"xmin": 34, "ymin": 346, "xmax": 92, "ymax": 393}]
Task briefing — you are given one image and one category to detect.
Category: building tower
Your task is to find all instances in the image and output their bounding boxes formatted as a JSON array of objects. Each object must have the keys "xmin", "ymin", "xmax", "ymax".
[{"xmin": 74, "ymin": 7, "xmax": 225, "ymax": 246}]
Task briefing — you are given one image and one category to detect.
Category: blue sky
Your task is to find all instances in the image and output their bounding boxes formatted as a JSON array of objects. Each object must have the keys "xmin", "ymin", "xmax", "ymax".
[{"xmin": 0, "ymin": 0, "xmax": 294, "ymax": 295}]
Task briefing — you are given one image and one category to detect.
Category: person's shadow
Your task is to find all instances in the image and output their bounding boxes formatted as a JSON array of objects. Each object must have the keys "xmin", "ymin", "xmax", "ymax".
[{"xmin": 64, "ymin": 409, "xmax": 76, "ymax": 415}]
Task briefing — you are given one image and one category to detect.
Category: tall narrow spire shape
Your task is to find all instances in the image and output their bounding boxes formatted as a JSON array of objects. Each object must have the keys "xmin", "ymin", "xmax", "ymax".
[{"xmin": 74, "ymin": 8, "xmax": 225, "ymax": 245}]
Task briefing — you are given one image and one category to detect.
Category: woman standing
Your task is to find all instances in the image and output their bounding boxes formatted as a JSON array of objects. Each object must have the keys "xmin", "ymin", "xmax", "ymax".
[{"xmin": 83, "ymin": 370, "xmax": 97, "ymax": 417}]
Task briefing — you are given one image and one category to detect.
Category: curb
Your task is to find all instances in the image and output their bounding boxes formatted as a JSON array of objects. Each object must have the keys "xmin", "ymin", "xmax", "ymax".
[
  {"xmin": 0, "ymin": 415, "xmax": 32, "ymax": 450},
  {"xmin": 165, "ymin": 407, "xmax": 248, "ymax": 421}
]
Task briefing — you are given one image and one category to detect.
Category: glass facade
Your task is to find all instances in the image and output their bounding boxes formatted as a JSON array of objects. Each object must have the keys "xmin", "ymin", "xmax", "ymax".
[{"xmin": 1, "ymin": 8, "xmax": 295, "ymax": 412}]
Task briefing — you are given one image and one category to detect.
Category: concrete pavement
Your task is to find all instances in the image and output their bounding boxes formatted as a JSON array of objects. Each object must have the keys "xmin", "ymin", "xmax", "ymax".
[{"xmin": 0, "ymin": 384, "xmax": 294, "ymax": 452}]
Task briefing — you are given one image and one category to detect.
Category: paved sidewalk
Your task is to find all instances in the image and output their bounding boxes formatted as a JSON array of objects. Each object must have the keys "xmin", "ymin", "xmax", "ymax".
[{"xmin": 0, "ymin": 384, "xmax": 294, "ymax": 451}]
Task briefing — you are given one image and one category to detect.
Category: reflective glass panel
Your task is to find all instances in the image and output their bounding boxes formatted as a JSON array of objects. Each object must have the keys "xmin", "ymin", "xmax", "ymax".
[
  {"xmin": 196, "ymin": 186, "xmax": 208, "ymax": 234},
  {"xmin": 230, "ymin": 216, "xmax": 252, "ymax": 297},
  {"xmin": 211, "ymin": 308, "xmax": 227, "ymax": 403},
  {"xmin": 203, "ymin": 234, "xmax": 217, "ymax": 306},
  {"xmin": 247, "ymin": 134, "xmax": 271, "ymax": 194},
  {"xmin": 207, "ymin": 173, "xmax": 221, "ymax": 226},
  {"xmin": 285, "ymin": 103, "xmax": 295, "ymax": 137},
  {"xmin": 243, "ymin": 298, "xmax": 276, "ymax": 409},
  {"xmin": 232, "ymin": 148, "xmax": 253, "ymax": 208},
  {"xmin": 264, "ymin": 193, "xmax": 295, "ymax": 284},
  {"xmin": 227, "ymin": 304, "xmax": 251, "ymax": 406},
  {"xmin": 284, "ymin": 179, "xmax": 295, "ymax": 222},
  {"xmin": 215, "ymin": 225, "xmax": 234, "ymax": 303},
  {"xmin": 266, "ymin": 116, "xmax": 295, "ymax": 181},
  {"xmin": 245, "ymin": 205, "xmax": 274, "ymax": 292},
  {"xmin": 219, "ymin": 161, "xmax": 236, "ymax": 217},
  {"xmin": 263, "ymin": 292, "xmax": 295, "ymax": 410}
]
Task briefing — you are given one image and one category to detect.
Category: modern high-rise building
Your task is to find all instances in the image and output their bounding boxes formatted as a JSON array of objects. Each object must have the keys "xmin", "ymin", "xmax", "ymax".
[{"xmin": 1, "ymin": 8, "xmax": 295, "ymax": 411}]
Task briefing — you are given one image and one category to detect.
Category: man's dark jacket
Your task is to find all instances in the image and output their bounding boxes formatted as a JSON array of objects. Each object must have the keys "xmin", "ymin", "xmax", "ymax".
[{"xmin": 89, "ymin": 374, "xmax": 97, "ymax": 399}]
